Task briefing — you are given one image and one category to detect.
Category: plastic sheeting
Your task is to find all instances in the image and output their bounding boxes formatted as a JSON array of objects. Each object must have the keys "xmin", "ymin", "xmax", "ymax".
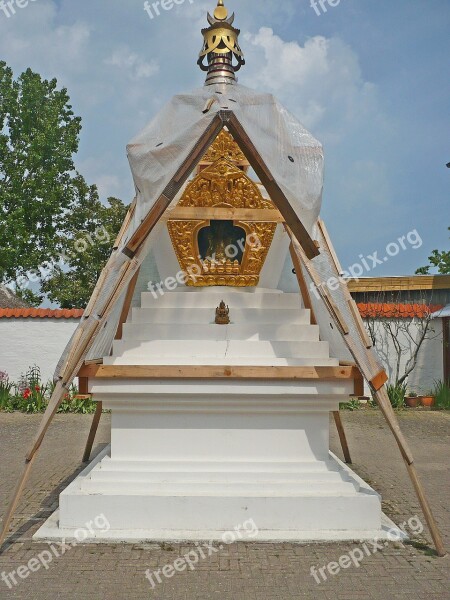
[
  {"xmin": 125, "ymin": 83, "xmax": 323, "ymax": 247},
  {"xmin": 55, "ymin": 83, "xmax": 326, "ymax": 377}
]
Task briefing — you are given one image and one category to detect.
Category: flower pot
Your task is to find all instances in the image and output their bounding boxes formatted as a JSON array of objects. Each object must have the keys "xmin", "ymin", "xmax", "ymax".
[
  {"xmin": 421, "ymin": 395, "xmax": 435, "ymax": 408},
  {"xmin": 405, "ymin": 396, "xmax": 420, "ymax": 408}
]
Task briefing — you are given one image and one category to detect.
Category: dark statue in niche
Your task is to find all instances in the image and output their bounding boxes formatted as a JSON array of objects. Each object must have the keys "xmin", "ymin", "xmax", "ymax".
[{"xmin": 198, "ymin": 220, "xmax": 246, "ymax": 264}]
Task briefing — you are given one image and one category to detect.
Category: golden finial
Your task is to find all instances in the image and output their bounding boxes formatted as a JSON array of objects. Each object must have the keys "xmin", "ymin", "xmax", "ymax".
[
  {"xmin": 214, "ymin": 0, "xmax": 228, "ymax": 21},
  {"xmin": 198, "ymin": 1, "xmax": 245, "ymax": 85}
]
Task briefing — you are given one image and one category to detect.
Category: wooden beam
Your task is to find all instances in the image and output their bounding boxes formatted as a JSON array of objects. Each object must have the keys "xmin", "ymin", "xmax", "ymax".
[
  {"xmin": 224, "ymin": 113, "xmax": 320, "ymax": 260},
  {"xmin": 0, "ymin": 455, "xmax": 37, "ymax": 549},
  {"xmin": 353, "ymin": 368, "xmax": 365, "ymax": 397},
  {"xmin": 317, "ymin": 219, "xmax": 343, "ymax": 274},
  {"xmin": 322, "ymin": 289, "xmax": 350, "ymax": 335},
  {"xmin": 164, "ymin": 207, "xmax": 284, "ymax": 223},
  {"xmin": 82, "ymin": 402, "xmax": 103, "ymax": 463},
  {"xmin": 333, "ymin": 411, "xmax": 352, "ymax": 464},
  {"xmin": 78, "ymin": 364, "xmax": 360, "ymax": 381},
  {"xmin": 288, "ymin": 241, "xmax": 317, "ymax": 325},
  {"xmin": 289, "ymin": 218, "xmax": 446, "ymax": 557},
  {"xmin": 113, "ymin": 197, "xmax": 137, "ymax": 249},
  {"xmin": 348, "ymin": 299, "xmax": 373, "ymax": 349},
  {"xmin": 370, "ymin": 369, "xmax": 389, "ymax": 391},
  {"xmin": 374, "ymin": 387, "xmax": 446, "ymax": 557},
  {"xmin": 115, "ymin": 270, "xmax": 140, "ymax": 341},
  {"xmin": 126, "ymin": 115, "xmax": 224, "ymax": 255},
  {"xmin": 78, "ymin": 377, "xmax": 88, "ymax": 395}
]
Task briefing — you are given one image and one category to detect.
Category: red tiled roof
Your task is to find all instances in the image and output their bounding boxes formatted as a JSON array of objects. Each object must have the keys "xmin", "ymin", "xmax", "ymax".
[
  {"xmin": 0, "ymin": 308, "xmax": 84, "ymax": 319},
  {"xmin": 0, "ymin": 304, "xmax": 444, "ymax": 321},
  {"xmin": 357, "ymin": 303, "xmax": 444, "ymax": 319}
]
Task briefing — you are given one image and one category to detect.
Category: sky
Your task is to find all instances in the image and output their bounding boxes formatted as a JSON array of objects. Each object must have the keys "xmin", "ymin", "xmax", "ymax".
[{"xmin": 0, "ymin": 0, "xmax": 449, "ymax": 277}]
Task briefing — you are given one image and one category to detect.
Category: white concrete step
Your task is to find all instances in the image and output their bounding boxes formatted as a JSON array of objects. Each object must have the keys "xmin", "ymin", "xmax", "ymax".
[
  {"xmin": 141, "ymin": 291, "xmax": 301, "ymax": 309},
  {"xmin": 97, "ymin": 459, "xmax": 341, "ymax": 473},
  {"xmin": 89, "ymin": 470, "xmax": 346, "ymax": 484},
  {"xmin": 111, "ymin": 340, "xmax": 331, "ymax": 359},
  {"xmin": 121, "ymin": 323, "xmax": 320, "ymax": 342},
  {"xmin": 103, "ymin": 356, "xmax": 339, "ymax": 366},
  {"xmin": 131, "ymin": 307, "xmax": 311, "ymax": 325},
  {"xmin": 81, "ymin": 479, "xmax": 359, "ymax": 496}
]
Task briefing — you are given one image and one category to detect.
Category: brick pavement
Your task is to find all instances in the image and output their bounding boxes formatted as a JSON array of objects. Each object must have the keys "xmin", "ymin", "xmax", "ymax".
[{"xmin": 0, "ymin": 410, "xmax": 449, "ymax": 599}]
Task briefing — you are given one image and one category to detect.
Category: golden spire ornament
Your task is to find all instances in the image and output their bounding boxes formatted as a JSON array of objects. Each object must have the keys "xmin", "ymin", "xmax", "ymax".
[{"xmin": 198, "ymin": 0, "xmax": 245, "ymax": 85}]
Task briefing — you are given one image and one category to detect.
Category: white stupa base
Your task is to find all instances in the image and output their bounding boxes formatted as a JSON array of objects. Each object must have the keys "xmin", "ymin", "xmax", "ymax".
[
  {"xmin": 34, "ymin": 447, "xmax": 406, "ymax": 544},
  {"xmin": 34, "ymin": 381, "xmax": 400, "ymax": 544}
]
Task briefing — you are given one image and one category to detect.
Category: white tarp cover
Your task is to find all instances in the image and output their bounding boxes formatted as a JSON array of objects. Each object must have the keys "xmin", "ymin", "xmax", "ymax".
[
  {"xmin": 124, "ymin": 83, "xmax": 324, "ymax": 247},
  {"xmin": 56, "ymin": 83, "xmax": 328, "ymax": 375}
]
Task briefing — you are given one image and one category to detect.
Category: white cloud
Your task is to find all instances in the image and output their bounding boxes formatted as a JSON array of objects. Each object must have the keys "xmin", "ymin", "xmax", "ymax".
[
  {"xmin": 95, "ymin": 174, "xmax": 122, "ymax": 200},
  {"xmin": 242, "ymin": 27, "xmax": 393, "ymax": 211},
  {"xmin": 105, "ymin": 47, "xmax": 159, "ymax": 81},
  {"xmin": 243, "ymin": 27, "xmax": 379, "ymax": 132}
]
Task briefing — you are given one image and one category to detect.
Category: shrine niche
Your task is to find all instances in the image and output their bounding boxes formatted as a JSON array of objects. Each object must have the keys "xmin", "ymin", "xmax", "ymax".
[{"xmin": 167, "ymin": 134, "xmax": 277, "ymax": 287}]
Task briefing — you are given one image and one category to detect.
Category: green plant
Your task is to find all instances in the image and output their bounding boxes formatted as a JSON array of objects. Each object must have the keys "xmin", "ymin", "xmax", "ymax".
[
  {"xmin": 432, "ymin": 380, "xmax": 450, "ymax": 410},
  {"xmin": 387, "ymin": 383, "xmax": 407, "ymax": 409},
  {"xmin": 406, "ymin": 391, "xmax": 418, "ymax": 398},
  {"xmin": 57, "ymin": 384, "xmax": 96, "ymax": 414},
  {"xmin": 340, "ymin": 398, "xmax": 361, "ymax": 411},
  {"xmin": 0, "ymin": 368, "xmax": 97, "ymax": 414},
  {"xmin": 0, "ymin": 371, "xmax": 14, "ymax": 410},
  {"xmin": 15, "ymin": 366, "xmax": 48, "ymax": 413}
]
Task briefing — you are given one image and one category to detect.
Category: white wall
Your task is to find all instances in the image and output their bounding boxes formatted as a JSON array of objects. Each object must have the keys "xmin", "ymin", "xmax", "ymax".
[
  {"xmin": 364, "ymin": 318, "xmax": 444, "ymax": 395},
  {"xmin": 0, "ymin": 319, "xmax": 79, "ymax": 384}
]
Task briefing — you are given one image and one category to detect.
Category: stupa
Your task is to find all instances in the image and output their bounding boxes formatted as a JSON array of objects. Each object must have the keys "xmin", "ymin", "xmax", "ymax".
[{"xmin": 1, "ymin": 1, "xmax": 444, "ymax": 556}]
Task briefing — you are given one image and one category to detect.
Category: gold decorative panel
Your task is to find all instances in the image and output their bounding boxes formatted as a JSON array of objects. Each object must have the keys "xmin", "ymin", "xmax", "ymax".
[
  {"xmin": 201, "ymin": 130, "xmax": 248, "ymax": 167},
  {"xmin": 167, "ymin": 134, "xmax": 277, "ymax": 287}
]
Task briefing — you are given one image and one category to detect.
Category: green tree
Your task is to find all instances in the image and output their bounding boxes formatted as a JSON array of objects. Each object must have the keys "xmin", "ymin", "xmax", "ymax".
[
  {"xmin": 0, "ymin": 62, "xmax": 83, "ymax": 284},
  {"xmin": 0, "ymin": 62, "xmax": 128, "ymax": 308},
  {"xmin": 415, "ymin": 227, "xmax": 450, "ymax": 275},
  {"xmin": 40, "ymin": 194, "xmax": 128, "ymax": 309}
]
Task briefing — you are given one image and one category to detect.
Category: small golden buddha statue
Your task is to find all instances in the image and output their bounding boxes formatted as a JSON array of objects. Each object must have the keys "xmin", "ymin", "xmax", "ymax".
[{"xmin": 215, "ymin": 300, "xmax": 230, "ymax": 325}]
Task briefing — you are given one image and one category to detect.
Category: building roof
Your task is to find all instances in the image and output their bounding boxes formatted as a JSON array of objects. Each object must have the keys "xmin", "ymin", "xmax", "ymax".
[
  {"xmin": 357, "ymin": 303, "xmax": 444, "ymax": 319},
  {"xmin": 431, "ymin": 304, "xmax": 450, "ymax": 319},
  {"xmin": 0, "ymin": 285, "xmax": 30, "ymax": 309},
  {"xmin": 0, "ymin": 308, "xmax": 84, "ymax": 319},
  {"xmin": 0, "ymin": 304, "xmax": 442, "ymax": 321},
  {"xmin": 348, "ymin": 275, "xmax": 450, "ymax": 293}
]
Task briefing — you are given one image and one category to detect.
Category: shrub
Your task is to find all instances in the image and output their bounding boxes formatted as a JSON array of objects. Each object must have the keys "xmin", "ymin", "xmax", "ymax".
[
  {"xmin": 433, "ymin": 380, "xmax": 450, "ymax": 410},
  {"xmin": 387, "ymin": 383, "xmax": 407, "ymax": 409},
  {"xmin": 0, "ymin": 366, "xmax": 96, "ymax": 414}
]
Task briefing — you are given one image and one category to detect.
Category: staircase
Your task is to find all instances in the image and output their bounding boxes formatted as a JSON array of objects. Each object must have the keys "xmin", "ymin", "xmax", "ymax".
[{"xmin": 105, "ymin": 287, "xmax": 338, "ymax": 367}]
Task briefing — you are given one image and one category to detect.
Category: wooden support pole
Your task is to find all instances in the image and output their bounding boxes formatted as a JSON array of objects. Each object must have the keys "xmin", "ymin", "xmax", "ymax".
[
  {"xmin": 288, "ymin": 242, "xmax": 317, "ymax": 325},
  {"xmin": 82, "ymin": 402, "xmax": 103, "ymax": 463},
  {"xmin": 288, "ymin": 218, "xmax": 446, "ymax": 557},
  {"xmin": 115, "ymin": 269, "xmax": 140, "ymax": 341},
  {"xmin": 333, "ymin": 411, "xmax": 352, "ymax": 464},
  {"xmin": 406, "ymin": 462, "xmax": 446, "ymax": 557},
  {"xmin": 0, "ymin": 456, "xmax": 36, "ymax": 549},
  {"xmin": 375, "ymin": 387, "xmax": 446, "ymax": 557},
  {"xmin": 225, "ymin": 113, "xmax": 320, "ymax": 260}
]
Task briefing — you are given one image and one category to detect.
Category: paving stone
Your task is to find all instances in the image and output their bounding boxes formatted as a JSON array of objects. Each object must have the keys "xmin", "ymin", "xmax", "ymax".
[{"xmin": 0, "ymin": 410, "xmax": 449, "ymax": 599}]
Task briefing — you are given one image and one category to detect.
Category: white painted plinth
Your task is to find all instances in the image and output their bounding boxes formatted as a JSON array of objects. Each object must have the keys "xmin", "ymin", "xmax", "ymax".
[{"xmin": 35, "ymin": 379, "xmax": 391, "ymax": 542}]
